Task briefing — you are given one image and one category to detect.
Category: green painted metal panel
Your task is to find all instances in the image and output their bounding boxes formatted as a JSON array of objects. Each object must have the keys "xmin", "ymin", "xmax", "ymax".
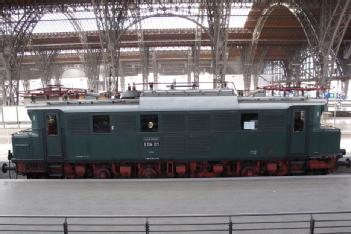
[{"xmin": 12, "ymin": 105, "xmax": 342, "ymax": 164}]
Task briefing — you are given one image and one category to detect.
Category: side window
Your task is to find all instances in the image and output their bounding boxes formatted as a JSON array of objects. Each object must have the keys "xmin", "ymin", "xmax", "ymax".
[
  {"xmin": 47, "ymin": 114, "xmax": 58, "ymax": 135},
  {"xmin": 293, "ymin": 111, "xmax": 305, "ymax": 132},
  {"xmin": 140, "ymin": 114, "xmax": 158, "ymax": 132},
  {"xmin": 93, "ymin": 115, "xmax": 111, "ymax": 133},
  {"xmin": 241, "ymin": 113, "xmax": 258, "ymax": 130}
]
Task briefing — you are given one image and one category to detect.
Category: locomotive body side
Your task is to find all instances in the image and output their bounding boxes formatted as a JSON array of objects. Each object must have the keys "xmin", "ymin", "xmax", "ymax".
[{"xmin": 8, "ymin": 94, "xmax": 344, "ymax": 178}]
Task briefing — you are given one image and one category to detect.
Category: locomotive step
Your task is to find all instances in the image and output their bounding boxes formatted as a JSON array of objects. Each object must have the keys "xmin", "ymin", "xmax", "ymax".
[
  {"xmin": 47, "ymin": 164, "xmax": 63, "ymax": 168},
  {"xmin": 48, "ymin": 173, "xmax": 64, "ymax": 178}
]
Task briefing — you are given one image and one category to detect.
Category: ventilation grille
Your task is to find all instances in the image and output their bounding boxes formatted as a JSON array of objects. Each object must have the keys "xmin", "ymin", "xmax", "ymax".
[
  {"xmin": 164, "ymin": 136, "xmax": 185, "ymax": 155},
  {"xmin": 188, "ymin": 114, "xmax": 211, "ymax": 131},
  {"xmin": 214, "ymin": 112, "xmax": 239, "ymax": 131},
  {"xmin": 67, "ymin": 114, "xmax": 89, "ymax": 134},
  {"xmin": 13, "ymin": 138, "xmax": 30, "ymax": 157},
  {"xmin": 187, "ymin": 135, "xmax": 210, "ymax": 153},
  {"xmin": 162, "ymin": 114, "xmax": 185, "ymax": 132},
  {"xmin": 113, "ymin": 114, "xmax": 137, "ymax": 132},
  {"xmin": 261, "ymin": 112, "xmax": 286, "ymax": 129}
]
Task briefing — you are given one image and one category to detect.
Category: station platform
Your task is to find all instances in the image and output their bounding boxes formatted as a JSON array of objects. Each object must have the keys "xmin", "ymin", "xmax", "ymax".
[{"xmin": 0, "ymin": 175, "xmax": 350, "ymax": 216}]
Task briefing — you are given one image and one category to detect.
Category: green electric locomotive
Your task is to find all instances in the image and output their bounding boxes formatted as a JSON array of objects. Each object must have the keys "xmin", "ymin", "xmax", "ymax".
[{"xmin": 5, "ymin": 89, "xmax": 346, "ymax": 178}]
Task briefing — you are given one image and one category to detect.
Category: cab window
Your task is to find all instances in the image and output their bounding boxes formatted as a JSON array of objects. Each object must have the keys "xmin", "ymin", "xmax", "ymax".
[
  {"xmin": 93, "ymin": 115, "xmax": 111, "ymax": 133},
  {"xmin": 241, "ymin": 113, "xmax": 258, "ymax": 130},
  {"xmin": 47, "ymin": 114, "xmax": 58, "ymax": 135},
  {"xmin": 293, "ymin": 111, "xmax": 305, "ymax": 132}
]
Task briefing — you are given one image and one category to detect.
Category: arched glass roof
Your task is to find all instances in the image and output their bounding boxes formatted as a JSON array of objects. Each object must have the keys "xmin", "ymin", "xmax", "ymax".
[{"xmin": 32, "ymin": 3, "xmax": 252, "ymax": 34}]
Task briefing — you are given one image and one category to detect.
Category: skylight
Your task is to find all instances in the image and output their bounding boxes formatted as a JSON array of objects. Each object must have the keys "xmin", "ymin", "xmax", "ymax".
[
  {"xmin": 31, "ymin": 3, "xmax": 252, "ymax": 34},
  {"xmin": 229, "ymin": 3, "xmax": 253, "ymax": 28}
]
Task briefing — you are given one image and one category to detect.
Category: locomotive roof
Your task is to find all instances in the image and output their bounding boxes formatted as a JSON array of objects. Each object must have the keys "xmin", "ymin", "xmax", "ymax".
[{"xmin": 26, "ymin": 90, "xmax": 326, "ymax": 112}]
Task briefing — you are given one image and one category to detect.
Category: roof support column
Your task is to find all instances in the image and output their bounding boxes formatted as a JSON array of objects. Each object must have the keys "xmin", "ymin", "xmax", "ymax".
[
  {"xmin": 340, "ymin": 56, "xmax": 351, "ymax": 98},
  {"xmin": 318, "ymin": 0, "xmax": 351, "ymax": 89},
  {"xmin": 92, "ymin": 0, "xmax": 129, "ymax": 95},
  {"xmin": 187, "ymin": 50, "xmax": 192, "ymax": 86},
  {"xmin": 141, "ymin": 47, "xmax": 149, "ymax": 90},
  {"xmin": 52, "ymin": 65, "xmax": 65, "ymax": 86},
  {"xmin": 119, "ymin": 61, "xmax": 125, "ymax": 92},
  {"xmin": 0, "ymin": 6, "xmax": 43, "ymax": 105},
  {"xmin": 206, "ymin": 0, "xmax": 231, "ymax": 88},
  {"xmin": 240, "ymin": 45, "xmax": 251, "ymax": 92},
  {"xmin": 252, "ymin": 47, "xmax": 268, "ymax": 89},
  {"xmin": 192, "ymin": 3, "xmax": 204, "ymax": 88},
  {"xmin": 83, "ymin": 50, "xmax": 101, "ymax": 92},
  {"xmin": 152, "ymin": 51, "xmax": 158, "ymax": 89},
  {"xmin": 31, "ymin": 49, "xmax": 58, "ymax": 88}
]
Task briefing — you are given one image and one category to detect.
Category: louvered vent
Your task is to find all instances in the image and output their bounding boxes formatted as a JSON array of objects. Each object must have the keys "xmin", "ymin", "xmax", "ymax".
[
  {"xmin": 162, "ymin": 114, "xmax": 185, "ymax": 132},
  {"xmin": 13, "ymin": 138, "xmax": 30, "ymax": 157},
  {"xmin": 187, "ymin": 135, "xmax": 210, "ymax": 153},
  {"xmin": 67, "ymin": 114, "xmax": 89, "ymax": 134},
  {"xmin": 114, "ymin": 114, "xmax": 137, "ymax": 132},
  {"xmin": 164, "ymin": 136, "xmax": 185, "ymax": 155},
  {"xmin": 261, "ymin": 112, "xmax": 286, "ymax": 129},
  {"xmin": 188, "ymin": 114, "xmax": 211, "ymax": 131},
  {"xmin": 214, "ymin": 112, "xmax": 239, "ymax": 131}
]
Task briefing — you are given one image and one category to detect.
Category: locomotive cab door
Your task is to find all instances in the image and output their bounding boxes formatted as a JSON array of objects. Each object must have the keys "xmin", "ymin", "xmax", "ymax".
[
  {"xmin": 44, "ymin": 111, "xmax": 63, "ymax": 162},
  {"xmin": 289, "ymin": 108, "xmax": 307, "ymax": 156}
]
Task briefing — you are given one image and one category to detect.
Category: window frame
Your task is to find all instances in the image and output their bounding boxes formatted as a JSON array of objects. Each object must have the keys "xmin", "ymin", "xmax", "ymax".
[
  {"xmin": 46, "ymin": 113, "xmax": 58, "ymax": 136},
  {"xmin": 140, "ymin": 114, "xmax": 159, "ymax": 132},
  {"xmin": 240, "ymin": 112, "xmax": 259, "ymax": 131},
  {"xmin": 92, "ymin": 114, "xmax": 112, "ymax": 134},
  {"xmin": 293, "ymin": 110, "xmax": 305, "ymax": 132}
]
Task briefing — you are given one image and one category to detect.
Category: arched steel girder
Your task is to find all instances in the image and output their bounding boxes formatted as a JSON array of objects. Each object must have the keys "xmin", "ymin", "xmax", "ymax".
[
  {"xmin": 92, "ymin": 0, "xmax": 129, "ymax": 94},
  {"xmin": 242, "ymin": 0, "xmax": 319, "ymax": 91},
  {"xmin": 0, "ymin": 8, "xmax": 43, "ymax": 105},
  {"xmin": 319, "ymin": 0, "xmax": 351, "ymax": 87},
  {"xmin": 122, "ymin": 13, "xmax": 210, "ymax": 91},
  {"xmin": 1, "ymin": 7, "xmax": 91, "ymax": 104},
  {"xmin": 250, "ymin": 0, "xmax": 319, "ymax": 65},
  {"xmin": 29, "ymin": 8, "xmax": 93, "ymax": 81},
  {"xmin": 92, "ymin": 2, "xmax": 211, "ymax": 93},
  {"xmin": 121, "ymin": 13, "xmax": 212, "ymax": 42},
  {"xmin": 320, "ymin": 0, "xmax": 351, "ymax": 58}
]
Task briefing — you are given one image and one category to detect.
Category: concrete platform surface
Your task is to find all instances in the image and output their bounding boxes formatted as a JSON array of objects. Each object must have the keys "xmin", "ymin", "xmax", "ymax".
[{"xmin": 0, "ymin": 175, "xmax": 350, "ymax": 216}]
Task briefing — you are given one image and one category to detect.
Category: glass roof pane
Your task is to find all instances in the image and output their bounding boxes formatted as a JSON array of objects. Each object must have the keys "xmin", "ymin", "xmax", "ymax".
[
  {"xmin": 141, "ymin": 17, "xmax": 197, "ymax": 30},
  {"xmin": 30, "ymin": 2, "xmax": 252, "ymax": 34},
  {"xmin": 33, "ymin": 13, "xmax": 76, "ymax": 33},
  {"xmin": 229, "ymin": 3, "xmax": 253, "ymax": 28}
]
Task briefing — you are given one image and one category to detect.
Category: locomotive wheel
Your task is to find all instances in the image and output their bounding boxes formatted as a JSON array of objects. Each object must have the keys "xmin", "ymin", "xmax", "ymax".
[
  {"xmin": 241, "ymin": 167, "xmax": 257, "ymax": 177},
  {"xmin": 141, "ymin": 168, "xmax": 158, "ymax": 178},
  {"xmin": 97, "ymin": 169, "xmax": 111, "ymax": 179}
]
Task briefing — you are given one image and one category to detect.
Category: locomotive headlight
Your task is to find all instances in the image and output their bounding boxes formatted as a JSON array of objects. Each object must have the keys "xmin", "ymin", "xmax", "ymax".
[{"xmin": 148, "ymin": 121, "xmax": 154, "ymax": 129}]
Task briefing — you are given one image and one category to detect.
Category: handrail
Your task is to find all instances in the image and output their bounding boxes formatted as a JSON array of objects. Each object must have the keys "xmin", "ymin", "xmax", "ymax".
[{"xmin": 0, "ymin": 211, "xmax": 350, "ymax": 233}]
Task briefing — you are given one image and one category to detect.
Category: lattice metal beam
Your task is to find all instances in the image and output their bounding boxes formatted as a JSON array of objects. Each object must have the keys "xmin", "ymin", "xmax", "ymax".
[
  {"xmin": 92, "ymin": 0, "xmax": 129, "ymax": 94},
  {"xmin": 152, "ymin": 51, "xmax": 158, "ymax": 89},
  {"xmin": 240, "ymin": 45, "xmax": 251, "ymax": 91},
  {"xmin": 343, "ymin": 42, "xmax": 351, "ymax": 59},
  {"xmin": 206, "ymin": 0, "xmax": 231, "ymax": 88},
  {"xmin": 252, "ymin": 46, "xmax": 269, "ymax": 89},
  {"xmin": 192, "ymin": 1, "xmax": 205, "ymax": 88},
  {"xmin": 119, "ymin": 60, "xmax": 125, "ymax": 92},
  {"xmin": 319, "ymin": 0, "xmax": 351, "ymax": 87},
  {"xmin": 31, "ymin": 49, "xmax": 58, "ymax": 87},
  {"xmin": 187, "ymin": 50, "xmax": 192, "ymax": 86},
  {"xmin": 245, "ymin": 0, "xmax": 319, "ymax": 92},
  {"xmin": 52, "ymin": 65, "xmax": 65, "ymax": 85},
  {"xmin": 83, "ymin": 50, "xmax": 101, "ymax": 92},
  {"xmin": 0, "ymin": 7, "xmax": 43, "ymax": 105}
]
